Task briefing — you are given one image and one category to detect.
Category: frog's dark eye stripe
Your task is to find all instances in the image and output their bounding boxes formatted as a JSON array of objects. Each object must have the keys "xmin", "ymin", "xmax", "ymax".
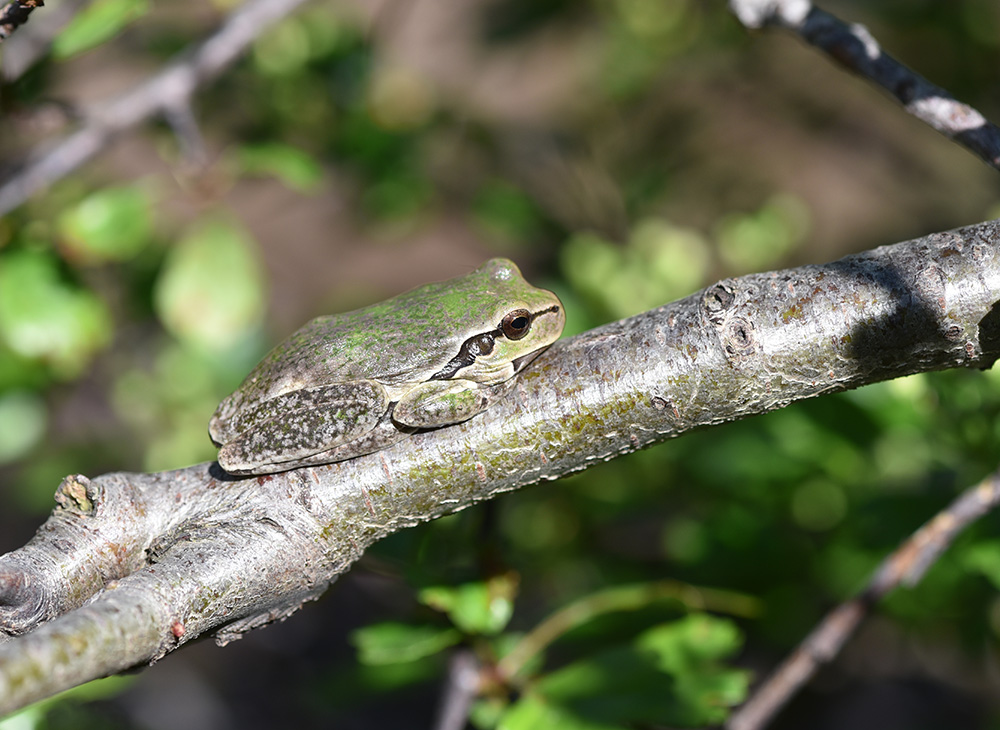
[{"xmin": 430, "ymin": 332, "xmax": 496, "ymax": 380}]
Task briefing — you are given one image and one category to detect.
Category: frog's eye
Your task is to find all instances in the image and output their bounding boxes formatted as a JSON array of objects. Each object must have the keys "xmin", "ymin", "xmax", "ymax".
[{"xmin": 501, "ymin": 309, "xmax": 532, "ymax": 340}]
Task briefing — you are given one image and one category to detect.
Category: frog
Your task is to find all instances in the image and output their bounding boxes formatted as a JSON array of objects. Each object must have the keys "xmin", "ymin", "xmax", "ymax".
[{"xmin": 209, "ymin": 258, "xmax": 565, "ymax": 475}]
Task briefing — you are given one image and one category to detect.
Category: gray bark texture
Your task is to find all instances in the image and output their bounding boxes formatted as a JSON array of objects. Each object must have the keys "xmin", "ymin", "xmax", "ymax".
[{"xmin": 1, "ymin": 220, "xmax": 1000, "ymax": 714}]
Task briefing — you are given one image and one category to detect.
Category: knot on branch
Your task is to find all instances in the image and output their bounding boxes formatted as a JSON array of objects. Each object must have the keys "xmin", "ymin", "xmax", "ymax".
[
  {"xmin": 0, "ymin": 566, "xmax": 49, "ymax": 636},
  {"xmin": 723, "ymin": 317, "xmax": 758, "ymax": 357},
  {"xmin": 702, "ymin": 281, "xmax": 760, "ymax": 362},
  {"xmin": 54, "ymin": 475, "xmax": 96, "ymax": 514},
  {"xmin": 703, "ymin": 282, "xmax": 736, "ymax": 325}
]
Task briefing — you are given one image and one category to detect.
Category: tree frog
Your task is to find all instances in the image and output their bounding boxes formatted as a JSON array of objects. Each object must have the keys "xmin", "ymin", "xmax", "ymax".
[{"xmin": 209, "ymin": 258, "xmax": 564, "ymax": 475}]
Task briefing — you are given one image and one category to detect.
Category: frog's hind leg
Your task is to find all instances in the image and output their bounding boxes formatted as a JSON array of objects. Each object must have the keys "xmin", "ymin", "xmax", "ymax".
[
  {"xmin": 216, "ymin": 381, "xmax": 388, "ymax": 475},
  {"xmin": 276, "ymin": 409, "xmax": 413, "ymax": 470}
]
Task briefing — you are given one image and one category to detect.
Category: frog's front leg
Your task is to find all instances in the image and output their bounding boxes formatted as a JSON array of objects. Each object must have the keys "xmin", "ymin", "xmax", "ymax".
[
  {"xmin": 393, "ymin": 379, "xmax": 516, "ymax": 429},
  {"xmin": 216, "ymin": 381, "xmax": 388, "ymax": 474}
]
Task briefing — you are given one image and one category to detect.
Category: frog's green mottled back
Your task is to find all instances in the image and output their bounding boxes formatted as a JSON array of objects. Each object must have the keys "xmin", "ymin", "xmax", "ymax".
[{"xmin": 209, "ymin": 258, "xmax": 564, "ymax": 475}]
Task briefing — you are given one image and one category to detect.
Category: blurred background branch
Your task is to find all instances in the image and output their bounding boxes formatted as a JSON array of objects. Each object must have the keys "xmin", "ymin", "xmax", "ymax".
[
  {"xmin": 0, "ymin": 0, "xmax": 309, "ymax": 215},
  {"xmin": 0, "ymin": 0, "xmax": 44, "ymax": 42},
  {"xmin": 729, "ymin": 467, "xmax": 1000, "ymax": 730},
  {"xmin": 729, "ymin": 0, "xmax": 1000, "ymax": 170}
]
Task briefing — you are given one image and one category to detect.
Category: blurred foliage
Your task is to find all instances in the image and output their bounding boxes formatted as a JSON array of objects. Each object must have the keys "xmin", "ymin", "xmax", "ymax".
[
  {"xmin": 354, "ymin": 577, "xmax": 754, "ymax": 729},
  {"xmin": 152, "ymin": 216, "xmax": 266, "ymax": 350},
  {"xmin": 52, "ymin": 0, "xmax": 151, "ymax": 60},
  {"xmin": 235, "ymin": 143, "xmax": 324, "ymax": 193},
  {"xmin": 0, "ymin": 676, "xmax": 133, "ymax": 730},
  {"xmin": 0, "ymin": 248, "xmax": 112, "ymax": 381},
  {"xmin": 3, "ymin": 0, "xmax": 1000, "ymax": 728},
  {"xmin": 57, "ymin": 185, "xmax": 153, "ymax": 264}
]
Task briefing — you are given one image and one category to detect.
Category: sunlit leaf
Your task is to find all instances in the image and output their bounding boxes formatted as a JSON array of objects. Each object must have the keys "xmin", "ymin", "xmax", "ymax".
[
  {"xmin": 366, "ymin": 65, "xmax": 434, "ymax": 131},
  {"xmin": 562, "ymin": 218, "xmax": 710, "ymax": 320},
  {"xmin": 351, "ymin": 622, "xmax": 461, "ymax": 666},
  {"xmin": 0, "ymin": 390, "xmax": 46, "ymax": 464},
  {"xmin": 715, "ymin": 194, "xmax": 810, "ymax": 273},
  {"xmin": 58, "ymin": 186, "xmax": 152, "ymax": 263},
  {"xmin": 53, "ymin": 0, "xmax": 151, "ymax": 59},
  {"xmin": 0, "ymin": 250, "xmax": 112, "ymax": 379},
  {"xmin": 237, "ymin": 143, "xmax": 323, "ymax": 193},
  {"xmin": 419, "ymin": 574, "xmax": 518, "ymax": 635},
  {"xmin": 153, "ymin": 218, "xmax": 266, "ymax": 350},
  {"xmin": 253, "ymin": 16, "xmax": 311, "ymax": 75}
]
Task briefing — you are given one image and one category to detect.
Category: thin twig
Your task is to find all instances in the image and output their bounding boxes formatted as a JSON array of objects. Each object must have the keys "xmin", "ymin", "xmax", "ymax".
[
  {"xmin": 728, "ymin": 0, "xmax": 1000, "ymax": 170},
  {"xmin": 0, "ymin": 0, "xmax": 43, "ymax": 42},
  {"xmin": 432, "ymin": 649, "xmax": 481, "ymax": 730},
  {"xmin": 726, "ymin": 468, "xmax": 1000, "ymax": 730},
  {"xmin": 162, "ymin": 102, "xmax": 208, "ymax": 169},
  {"xmin": 0, "ymin": 0, "xmax": 310, "ymax": 215}
]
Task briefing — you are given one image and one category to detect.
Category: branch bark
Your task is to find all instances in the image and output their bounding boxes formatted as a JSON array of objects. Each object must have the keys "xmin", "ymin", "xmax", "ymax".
[{"xmin": 1, "ymin": 220, "xmax": 1000, "ymax": 714}]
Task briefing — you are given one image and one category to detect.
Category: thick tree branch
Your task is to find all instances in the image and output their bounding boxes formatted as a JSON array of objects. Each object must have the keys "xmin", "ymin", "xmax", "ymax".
[
  {"xmin": 1, "ymin": 220, "xmax": 999, "ymax": 714},
  {"xmin": 0, "ymin": 0, "xmax": 309, "ymax": 216},
  {"xmin": 729, "ymin": 0, "xmax": 1000, "ymax": 171},
  {"xmin": 726, "ymin": 467, "xmax": 1000, "ymax": 730}
]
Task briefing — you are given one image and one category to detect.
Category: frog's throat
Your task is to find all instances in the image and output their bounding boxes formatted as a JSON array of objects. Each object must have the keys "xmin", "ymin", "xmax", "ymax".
[{"xmin": 511, "ymin": 345, "xmax": 549, "ymax": 373}]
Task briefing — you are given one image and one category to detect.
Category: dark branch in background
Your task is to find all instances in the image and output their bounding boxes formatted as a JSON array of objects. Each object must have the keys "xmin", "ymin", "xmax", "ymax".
[
  {"xmin": 2, "ymin": 0, "xmax": 92, "ymax": 80},
  {"xmin": 433, "ymin": 650, "xmax": 481, "ymax": 730},
  {"xmin": 729, "ymin": 0, "xmax": 1000, "ymax": 171},
  {"xmin": 0, "ymin": 0, "xmax": 309, "ymax": 216},
  {"xmin": 0, "ymin": 0, "xmax": 42, "ymax": 42},
  {"xmin": 726, "ymin": 469, "xmax": 1000, "ymax": 730}
]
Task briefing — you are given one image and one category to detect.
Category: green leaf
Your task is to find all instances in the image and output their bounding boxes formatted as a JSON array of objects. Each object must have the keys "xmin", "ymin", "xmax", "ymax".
[
  {"xmin": 498, "ymin": 694, "xmax": 626, "ymax": 730},
  {"xmin": 0, "ymin": 249, "xmax": 112, "ymax": 379},
  {"xmin": 561, "ymin": 218, "xmax": 710, "ymax": 320},
  {"xmin": 638, "ymin": 614, "xmax": 745, "ymax": 670},
  {"xmin": 0, "ymin": 675, "xmax": 133, "ymax": 730},
  {"xmin": 237, "ymin": 143, "xmax": 324, "ymax": 193},
  {"xmin": 153, "ymin": 217, "xmax": 267, "ymax": 350},
  {"xmin": 252, "ymin": 16, "xmax": 312, "ymax": 75},
  {"xmin": 419, "ymin": 574, "xmax": 518, "ymax": 635},
  {"xmin": 0, "ymin": 390, "xmax": 47, "ymax": 464},
  {"xmin": 959, "ymin": 540, "xmax": 1000, "ymax": 590},
  {"xmin": 714, "ymin": 194, "xmax": 810, "ymax": 273},
  {"xmin": 351, "ymin": 622, "xmax": 461, "ymax": 666},
  {"xmin": 53, "ymin": 0, "xmax": 151, "ymax": 59},
  {"xmin": 58, "ymin": 186, "xmax": 152, "ymax": 263},
  {"xmin": 530, "ymin": 614, "xmax": 749, "ymax": 728}
]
